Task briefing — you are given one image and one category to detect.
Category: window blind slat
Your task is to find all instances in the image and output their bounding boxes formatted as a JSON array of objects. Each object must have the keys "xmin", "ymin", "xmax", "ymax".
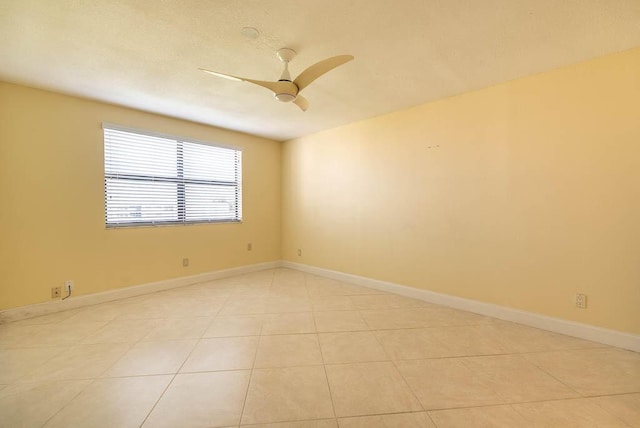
[{"xmin": 103, "ymin": 127, "xmax": 242, "ymax": 227}]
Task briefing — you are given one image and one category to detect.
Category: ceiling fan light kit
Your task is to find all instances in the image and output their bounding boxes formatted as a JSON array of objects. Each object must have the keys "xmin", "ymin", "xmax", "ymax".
[
  {"xmin": 200, "ymin": 47, "xmax": 354, "ymax": 112},
  {"xmin": 275, "ymin": 91, "xmax": 296, "ymax": 102}
]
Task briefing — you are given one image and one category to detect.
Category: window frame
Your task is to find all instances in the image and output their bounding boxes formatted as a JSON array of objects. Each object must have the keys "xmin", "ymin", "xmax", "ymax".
[{"xmin": 102, "ymin": 123, "xmax": 243, "ymax": 228}]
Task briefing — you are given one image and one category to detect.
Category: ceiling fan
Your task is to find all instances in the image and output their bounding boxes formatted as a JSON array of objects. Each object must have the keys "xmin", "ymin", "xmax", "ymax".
[{"xmin": 200, "ymin": 48, "xmax": 354, "ymax": 112}]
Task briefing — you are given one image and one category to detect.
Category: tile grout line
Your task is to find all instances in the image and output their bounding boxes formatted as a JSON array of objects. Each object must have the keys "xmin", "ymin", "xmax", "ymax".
[
  {"xmin": 338, "ymin": 410, "xmax": 450, "ymax": 427},
  {"xmin": 425, "ymin": 410, "xmax": 440, "ymax": 427},
  {"xmin": 368, "ymin": 320, "xmax": 427, "ymax": 415},
  {"xmin": 137, "ymin": 280, "xmax": 237, "ymax": 427},
  {"xmin": 306, "ymin": 272, "xmax": 339, "ymax": 421},
  {"xmin": 197, "ymin": 281, "xmax": 236, "ymax": 341},
  {"xmin": 237, "ymin": 269, "xmax": 277, "ymax": 426},
  {"xmin": 4, "ymin": 269, "xmax": 637, "ymax": 427},
  {"xmin": 421, "ymin": 394, "xmax": 635, "ymax": 412},
  {"xmin": 136, "ymin": 345, "xmax": 194, "ymax": 426},
  {"xmin": 361, "ymin": 304, "xmax": 428, "ymax": 414},
  {"xmin": 584, "ymin": 396, "xmax": 638, "ymax": 427},
  {"xmin": 21, "ymin": 311, "xmax": 138, "ymax": 427},
  {"xmin": 37, "ymin": 378, "xmax": 98, "ymax": 428},
  {"xmin": 520, "ymin": 352, "xmax": 584, "ymax": 399},
  {"xmin": 6, "ymin": 346, "xmax": 71, "ymax": 385}
]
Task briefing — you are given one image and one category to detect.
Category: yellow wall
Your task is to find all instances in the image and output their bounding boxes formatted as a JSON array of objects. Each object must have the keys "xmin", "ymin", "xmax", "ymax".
[
  {"xmin": 0, "ymin": 82, "xmax": 281, "ymax": 310},
  {"xmin": 3, "ymin": 48, "xmax": 639, "ymax": 334},
  {"xmin": 282, "ymin": 48, "xmax": 640, "ymax": 334}
]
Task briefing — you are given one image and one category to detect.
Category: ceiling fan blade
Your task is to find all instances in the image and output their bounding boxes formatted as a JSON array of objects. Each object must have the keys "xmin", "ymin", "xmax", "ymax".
[
  {"xmin": 293, "ymin": 95, "xmax": 309, "ymax": 112},
  {"xmin": 199, "ymin": 68, "xmax": 278, "ymax": 93},
  {"xmin": 293, "ymin": 55, "xmax": 354, "ymax": 91}
]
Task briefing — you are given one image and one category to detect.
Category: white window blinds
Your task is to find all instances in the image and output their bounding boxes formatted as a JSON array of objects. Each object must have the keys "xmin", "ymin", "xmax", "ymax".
[{"xmin": 103, "ymin": 125, "xmax": 242, "ymax": 227}]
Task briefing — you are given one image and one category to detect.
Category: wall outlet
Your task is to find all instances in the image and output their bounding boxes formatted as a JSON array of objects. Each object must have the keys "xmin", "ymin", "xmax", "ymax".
[
  {"xmin": 297, "ymin": 249, "xmax": 302, "ymax": 257},
  {"xmin": 51, "ymin": 287, "xmax": 61, "ymax": 298},
  {"xmin": 182, "ymin": 258, "xmax": 189, "ymax": 267},
  {"xmin": 247, "ymin": 242, "xmax": 252, "ymax": 251},
  {"xmin": 575, "ymin": 293, "xmax": 587, "ymax": 309},
  {"xmin": 64, "ymin": 280, "xmax": 74, "ymax": 293}
]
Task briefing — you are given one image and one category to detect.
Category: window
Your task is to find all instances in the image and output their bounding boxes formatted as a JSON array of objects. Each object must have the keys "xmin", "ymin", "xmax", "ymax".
[{"xmin": 103, "ymin": 124, "xmax": 242, "ymax": 227}]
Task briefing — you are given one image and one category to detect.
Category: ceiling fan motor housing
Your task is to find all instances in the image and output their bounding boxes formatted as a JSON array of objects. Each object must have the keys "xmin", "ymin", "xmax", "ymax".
[
  {"xmin": 274, "ymin": 80, "xmax": 299, "ymax": 102},
  {"xmin": 200, "ymin": 47, "xmax": 353, "ymax": 111}
]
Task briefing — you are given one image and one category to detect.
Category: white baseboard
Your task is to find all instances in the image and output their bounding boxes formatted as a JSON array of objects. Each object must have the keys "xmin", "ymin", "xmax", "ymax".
[
  {"xmin": 5, "ymin": 259, "xmax": 638, "ymax": 353},
  {"xmin": 0, "ymin": 261, "xmax": 282, "ymax": 324},
  {"xmin": 282, "ymin": 261, "xmax": 640, "ymax": 353}
]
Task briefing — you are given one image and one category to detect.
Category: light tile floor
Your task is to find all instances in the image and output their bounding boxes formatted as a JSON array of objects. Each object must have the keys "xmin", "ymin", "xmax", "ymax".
[{"xmin": 1, "ymin": 268, "xmax": 639, "ymax": 427}]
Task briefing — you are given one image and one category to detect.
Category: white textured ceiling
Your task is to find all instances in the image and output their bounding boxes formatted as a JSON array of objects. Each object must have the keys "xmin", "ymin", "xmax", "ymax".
[{"xmin": 1, "ymin": 0, "xmax": 639, "ymax": 141}]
